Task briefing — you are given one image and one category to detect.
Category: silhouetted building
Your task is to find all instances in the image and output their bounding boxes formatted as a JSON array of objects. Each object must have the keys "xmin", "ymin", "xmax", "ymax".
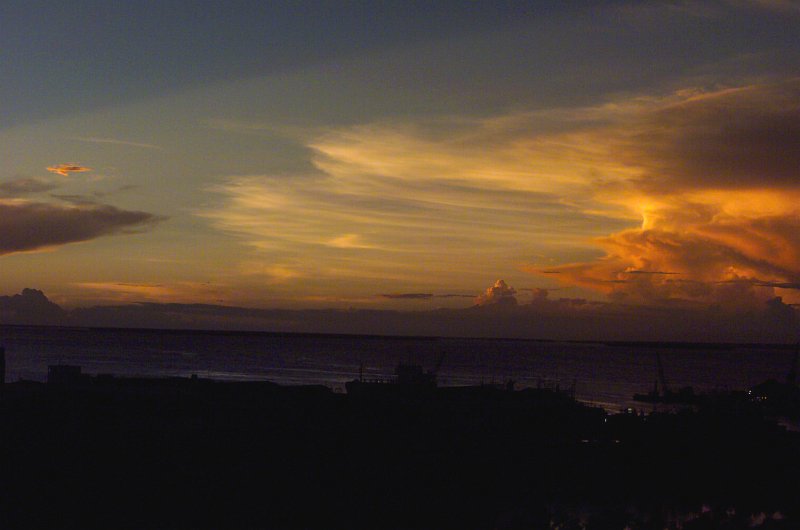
[
  {"xmin": 47, "ymin": 365, "xmax": 84, "ymax": 386},
  {"xmin": 0, "ymin": 345, "xmax": 5, "ymax": 396}
]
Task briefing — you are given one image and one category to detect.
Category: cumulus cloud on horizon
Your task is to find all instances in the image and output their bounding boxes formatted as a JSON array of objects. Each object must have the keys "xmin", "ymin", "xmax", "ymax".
[{"xmin": 475, "ymin": 280, "xmax": 517, "ymax": 307}]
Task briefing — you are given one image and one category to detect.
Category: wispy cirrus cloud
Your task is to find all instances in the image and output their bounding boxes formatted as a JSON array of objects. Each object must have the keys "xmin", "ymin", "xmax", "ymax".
[
  {"xmin": 73, "ymin": 137, "xmax": 163, "ymax": 150},
  {"xmin": 327, "ymin": 234, "xmax": 379, "ymax": 249},
  {"xmin": 202, "ymin": 111, "xmax": 631, "ymax": 291}
]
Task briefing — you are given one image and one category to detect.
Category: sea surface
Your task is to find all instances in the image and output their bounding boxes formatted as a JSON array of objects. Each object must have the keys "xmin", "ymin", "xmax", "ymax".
[{"xmin": 2, "ymin": 325, "xmax": 797, "ymax": 413}]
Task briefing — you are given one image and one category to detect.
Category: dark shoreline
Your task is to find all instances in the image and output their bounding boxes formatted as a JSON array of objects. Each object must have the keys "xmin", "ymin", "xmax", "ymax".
[
  {"xmin": 3, "ymin": 370, "xmax": 799, "ymax": 529},
  {"xmin": 3, "ymin": 322, "xmax": 799, "ymax": 350}
]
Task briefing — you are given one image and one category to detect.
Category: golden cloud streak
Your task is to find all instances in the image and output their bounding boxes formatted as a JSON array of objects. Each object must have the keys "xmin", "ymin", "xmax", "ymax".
[{"xmin": 76, "ymin": 281, "xmax": 225, "ymax": 304}]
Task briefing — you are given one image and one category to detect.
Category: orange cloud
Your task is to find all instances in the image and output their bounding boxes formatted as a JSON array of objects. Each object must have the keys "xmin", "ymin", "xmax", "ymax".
[
  {"xmin": 326, "ymin": 234, "xmax": 378, "ymax": 249},
  {"xmin": 532, "ymin": 228, "xmax": 781, "ymax": 309},
  {"xmin": 204, "ymin": 78, "xmax": 800, "ymax": 310},
  {"xmin": 46, "ymin": 164, "xmax": 92, "ymax": 177},
  {"xmin": 75, "ymin": 281, "xmax": 225, "ymax": 304},
  {"xmin": 475, "ymin": 280, "xmax": 517, "ymax": 307},
  {"xmin": 526, "ymin": 79, "xmax": 800, "ymax": 309}
]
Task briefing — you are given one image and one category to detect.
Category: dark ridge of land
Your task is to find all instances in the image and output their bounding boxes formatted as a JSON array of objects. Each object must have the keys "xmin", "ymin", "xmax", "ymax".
[
  {"xmin": 1, "ymin": 323, "xmax": 445, "ymax": 342},
  {"xmin": 3, "ymin": 322, "xmax": 799, "ymax": 350},
  {"xmin": 2, "ymin": 373, "xmax": 799, "ymax": 529},
  {"xmin": 600, "ymin": 340, "xmax": 799, "ymax": 351}
]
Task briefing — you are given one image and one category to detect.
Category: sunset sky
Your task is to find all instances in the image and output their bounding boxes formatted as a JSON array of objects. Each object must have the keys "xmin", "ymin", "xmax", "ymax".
[{"xmin": 3, "ymin": 1, "xmax": 800, "ymax": 331}]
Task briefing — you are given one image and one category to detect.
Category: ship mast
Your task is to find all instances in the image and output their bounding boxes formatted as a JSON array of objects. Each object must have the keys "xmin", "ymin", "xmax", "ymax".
[
  {"xmin": 786, "ymin": 343, "xmax": 799, "ymax": 387},
  {"xmin": 656, "ymin": 351, "xmax": 670, "ymax": 397}
]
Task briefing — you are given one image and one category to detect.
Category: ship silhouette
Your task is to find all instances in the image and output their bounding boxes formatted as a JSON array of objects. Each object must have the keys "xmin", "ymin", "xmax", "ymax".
[
  {"xmin": 633, "ymin": 351, "xmax": 697, "ymax": 405},
  {"xmin": 345, "ymin": 361, "xmax": 438, "ymax": 398}
]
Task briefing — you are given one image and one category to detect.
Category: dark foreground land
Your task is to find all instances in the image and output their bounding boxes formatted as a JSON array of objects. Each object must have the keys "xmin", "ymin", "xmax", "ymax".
[{"xmin": 2, "ymin": 374, "xmax": 799, "ymax": 529}]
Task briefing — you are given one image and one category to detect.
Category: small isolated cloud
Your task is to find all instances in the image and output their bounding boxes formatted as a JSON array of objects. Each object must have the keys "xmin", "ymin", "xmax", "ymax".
[
  {"xmin": 475, "ymin": 279, "xmax": 517, "ymax": 307},
  {"xmin": 523, "ymin": 287, "xmax": 552, "ymax": 301},
  {"xmin": 46, "ymin": 164, "xmax": 92, "ymax": 177},
  {"xmin": 379, "ymin": 293, "xmax": 434, "ymax": 300},
  {"xmin": 239, "ymin": 262, "xmax": 304, "ymax": 283},
  {"xmin": 0, "ymin": 201, "xmax": 164, "ymax": 256},
  {"xmin": 0, "ymin": 178, "xmax": 57, "ymax": 196}
]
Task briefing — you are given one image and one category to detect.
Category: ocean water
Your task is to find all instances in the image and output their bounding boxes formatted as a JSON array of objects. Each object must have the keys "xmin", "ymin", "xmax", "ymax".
[{"xmin": 2, "ymin": 325, "xmax": 796, "ymax": 412}]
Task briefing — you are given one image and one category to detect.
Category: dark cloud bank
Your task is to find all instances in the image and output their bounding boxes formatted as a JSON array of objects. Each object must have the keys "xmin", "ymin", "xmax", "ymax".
[
  {"xmin": 619, "ymin": 79, "xmax": 800, "ymax": 192},
  {"xmin": 3, "ymin": 288, "xmax": 797, "ymax": 344},
  {"xmin": 539, "ymin": 79, "xmax": 800, "ymax": 310},
  {"xmin": 0, "ymin": 178, "xmax": 57, "ymax": 196},
  {"xmin": 0, "ymin": 202, "xmax": 163, "ymax": 255}
]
